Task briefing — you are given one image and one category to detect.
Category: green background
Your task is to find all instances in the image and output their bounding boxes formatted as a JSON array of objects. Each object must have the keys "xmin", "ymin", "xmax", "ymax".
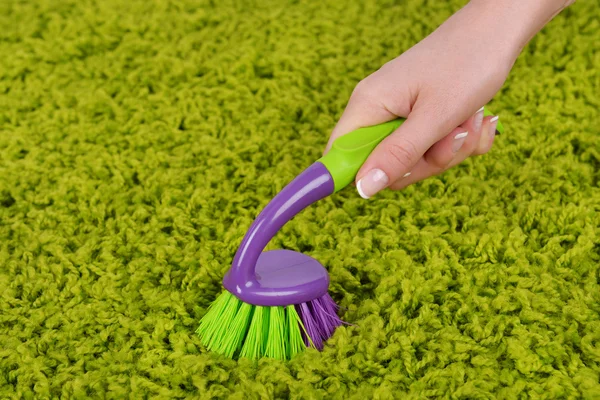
[{"xmin": 1, "ymin": 0, "xmax": 599, "ymax": 398}]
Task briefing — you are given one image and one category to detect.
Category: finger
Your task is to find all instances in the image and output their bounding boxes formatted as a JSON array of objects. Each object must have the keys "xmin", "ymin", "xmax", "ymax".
[
  {"xmin": 389, "ymin": 115, "xmax": 501, "ymax": 191},
  {"xmin": 423, "ymin": 127, "xmax": 471, "ymax": 170},
  {"xmin": 391, "ymin": 106, "xmax": 487, "ymax": 186},
  {"xmin": 324, "ymin": 79, "xmax": 397, "ymax": 155},
  {"xmin": 354, "ymin": 104, "xmax": 459, "ymax": 199},
  {"xmin": 472, "ymin": 115, "xmax": 500, "ymax": 156},
  {"xmin": 423, "ymin": 106, "xmax": 486, "ymax": 170},
  {"xmin": 387, "ymin": 126, "xmax": 472, "ymax": 191}
]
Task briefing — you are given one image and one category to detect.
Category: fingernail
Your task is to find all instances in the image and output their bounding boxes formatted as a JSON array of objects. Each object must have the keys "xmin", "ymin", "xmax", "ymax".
[
  {"xmin": 473, "ymin": 106, "xmax": 484, "ymax": 132},
  {"xmin": 357, "ymin": 169, "xmax": 389, "ymax": 199},
  {"xmin": 452, "ymin": 131, "xmax": 469, "ymax": 153},
  {"xmin": 489, "ymin": 116, "xmax": 499, "ymax": 145}
]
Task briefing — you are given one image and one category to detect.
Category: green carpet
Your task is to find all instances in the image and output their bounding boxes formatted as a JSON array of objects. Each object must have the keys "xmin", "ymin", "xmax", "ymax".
[{"xmin": 1, "ymin": 0, "xmax": 599, "ymax": 398}]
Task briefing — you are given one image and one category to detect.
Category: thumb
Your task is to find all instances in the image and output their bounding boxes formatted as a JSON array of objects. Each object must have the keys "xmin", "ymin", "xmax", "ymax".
[{"xmin": 355, "ymin": 106, "xmax": 451, "ymax": 199}]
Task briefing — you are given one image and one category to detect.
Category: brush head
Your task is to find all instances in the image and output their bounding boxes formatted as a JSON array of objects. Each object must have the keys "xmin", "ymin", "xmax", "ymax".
[
  {"xmin": 196, "ymin": 291, "xmax": 343, "ymax": 360},
  {"xmin": 223, "ymin": 250, "xmax": 330, "ymax": 306}
]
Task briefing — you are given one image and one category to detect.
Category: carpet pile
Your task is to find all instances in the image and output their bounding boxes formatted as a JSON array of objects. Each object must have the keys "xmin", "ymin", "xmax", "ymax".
[{"xmin": 1, "ymin": 0, "xmax": 599, "ymax": 398}]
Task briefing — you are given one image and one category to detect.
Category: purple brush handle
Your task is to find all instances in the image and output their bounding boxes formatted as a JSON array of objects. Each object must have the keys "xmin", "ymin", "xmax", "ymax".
[{"xmin": 222, "ymin": 162, "xmax": 335, "ymax": 305}]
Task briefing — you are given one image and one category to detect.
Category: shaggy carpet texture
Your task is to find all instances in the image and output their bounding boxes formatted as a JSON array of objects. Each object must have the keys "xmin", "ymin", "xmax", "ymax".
[{"xmin": 1, "ymin": 0, "xmax": 599, "ymax": 398}]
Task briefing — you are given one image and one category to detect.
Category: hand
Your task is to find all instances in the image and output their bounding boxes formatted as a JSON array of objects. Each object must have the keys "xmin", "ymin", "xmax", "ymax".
[{"xmin": 325, "ymin": 0, "xmax": 573, "ymax": 199}]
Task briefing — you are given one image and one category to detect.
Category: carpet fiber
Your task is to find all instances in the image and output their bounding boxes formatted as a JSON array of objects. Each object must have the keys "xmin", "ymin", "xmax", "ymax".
[{"xmin": 1, "ymin": 0, "xmax": 599, "ymax": 398}]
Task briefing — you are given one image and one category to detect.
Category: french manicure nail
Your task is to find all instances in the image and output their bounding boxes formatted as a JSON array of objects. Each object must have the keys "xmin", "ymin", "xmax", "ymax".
[
  {"xmin": 473, "ymin": 106, "xmax": 485, "ymax": 132},
  {"xmin": 489, "ymin": 116, "xmax": 499, "ymax": 145},
  {"xmin": 357, "ymin": 169, "xmax": 389, "ymax": 199},
  {"xmin": 452, "ymin": 131, "xmax": 469, "ymax": 153}
]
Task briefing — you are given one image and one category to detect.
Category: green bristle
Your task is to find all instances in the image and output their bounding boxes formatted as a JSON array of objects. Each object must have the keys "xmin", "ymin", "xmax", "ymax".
[
  {"xmin": 196, "ymin": 291, "xmax": 231, "ymax": 344},
  {"xmin": 239, "ymin": 306, "xmax": 270, "ymax": 360},
  {"xmin": 215, "ymin": 301, "xmax": 253, "ymax": 358},
  {"xmin": 197, "ymin": 293, "xmax": 311, "ymax": 361},
  {"xmin": 286, "ymin": 306, "xmax": 306, "ymax": 359},
  {"xmin": 196, "ymin": 292, "xmax": 241, "ymax": 353},
  {"xmin": 265, "ymin": 307, "xmax": 286, "ymax": 359}
]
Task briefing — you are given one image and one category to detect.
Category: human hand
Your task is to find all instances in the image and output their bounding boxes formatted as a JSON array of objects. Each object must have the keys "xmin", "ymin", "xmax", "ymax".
[{"xmin": 325, "ymin": 0, "xmax": 574, "ymax": 199}]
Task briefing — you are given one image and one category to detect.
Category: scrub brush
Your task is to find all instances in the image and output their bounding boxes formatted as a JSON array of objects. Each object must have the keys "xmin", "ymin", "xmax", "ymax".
[{"xmin": 197, "ymin": 109, "xmax": 504, "ymax": 360}]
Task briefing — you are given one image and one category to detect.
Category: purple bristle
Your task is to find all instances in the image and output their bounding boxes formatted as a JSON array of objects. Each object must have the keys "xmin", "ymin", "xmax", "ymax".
[
  {"xmin": 297, "ymin": 302, "xmax": 323, "ymax": 349},
  {"xmin": 296, "ymin": 293, "xmax": 344, "ymax": 350}
]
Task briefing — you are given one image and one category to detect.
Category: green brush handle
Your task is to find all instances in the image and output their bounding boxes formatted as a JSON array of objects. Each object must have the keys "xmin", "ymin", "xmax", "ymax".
[{"xmin": 318, "ymin": 107, "xmax": 504, "ymax": 193}]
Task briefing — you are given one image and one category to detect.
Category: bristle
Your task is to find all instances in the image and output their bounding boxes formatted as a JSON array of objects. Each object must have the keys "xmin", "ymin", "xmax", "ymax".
[
  {"xmin": 216, "ymin": 301, "xmax": 253, "ymax": 358},
  {"xmin": 196, "ymin": 291, "xmax": 240, "ymax": 350},
  {"xmin": 296, "ymin": 294, "xmax": 344, "ymax": 351},
  {"xmin": 197, "ymin": 291, "xmax": 343, "ymax": 360},
  {"xmin": 309, "ymin": 297, "xmax": 334, "ymax": 338},
  {"xmin": 286, "ymin": 305, "xmax": 306, "ymax": 359},
  {"xmin": 239, "ymin": 305, "xmax": 270, "ymax": 359},
  {"xmin": 264, "ymin": 307, "xmax": 286, "ymax": 359},
  {"xmin": 316, "ymin": 293, "xmax": 344, "ymax": 335},
  {"xmin": 297, "ymin": 302, "xmax": 324, "ymax": 350}
]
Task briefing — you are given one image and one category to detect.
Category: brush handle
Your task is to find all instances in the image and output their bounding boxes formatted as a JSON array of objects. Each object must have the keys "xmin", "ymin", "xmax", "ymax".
[
  {"xmin": 318, "ymin": 119, "xmax": 403, "ymax": 193},
  {"xmin": 223, "ymin": 162, "xmax": 335, "ymax": 299},
  {"xmin": 318, "ymin": 107, "xmax": 504, "ymax": 193},
  {"xmin": 225, "ymin": 107, "xmax": 503, "ymax": 301}
]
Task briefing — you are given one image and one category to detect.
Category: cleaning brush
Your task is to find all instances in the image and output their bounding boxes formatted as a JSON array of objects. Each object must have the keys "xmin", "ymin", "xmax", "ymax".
[{"xmin": 197, "ymin": 108, "xmax": 504, "ymax": 360}]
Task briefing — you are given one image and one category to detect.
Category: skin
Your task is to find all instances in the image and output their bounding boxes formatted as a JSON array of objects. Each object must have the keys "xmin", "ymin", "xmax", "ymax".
[{"xmin": 325, "ymin": 0, "xmax": 576, "ymax": 199}]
